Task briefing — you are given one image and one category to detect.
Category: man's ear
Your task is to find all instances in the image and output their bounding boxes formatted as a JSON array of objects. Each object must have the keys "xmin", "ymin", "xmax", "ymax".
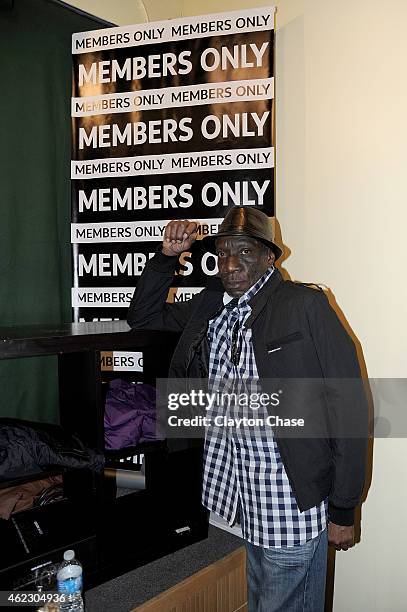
[{"xmin": 268, "ymin": 249, "xmax": 276, "ymax": 266}]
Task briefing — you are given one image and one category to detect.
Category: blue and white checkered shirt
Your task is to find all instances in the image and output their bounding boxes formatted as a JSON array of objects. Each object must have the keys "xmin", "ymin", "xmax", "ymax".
[{"xmin": 202, "ymin": 266, "xmax": 327, "ymax": 547}]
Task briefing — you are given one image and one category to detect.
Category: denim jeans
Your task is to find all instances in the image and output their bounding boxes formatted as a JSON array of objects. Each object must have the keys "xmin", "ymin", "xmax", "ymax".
[{"xmin": 245, "ymin": 529, "xmax": 328, "ymax": 612}]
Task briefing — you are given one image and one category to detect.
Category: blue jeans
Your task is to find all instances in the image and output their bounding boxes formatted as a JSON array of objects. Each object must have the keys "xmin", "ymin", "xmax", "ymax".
[{"xmin": 245, "ymin": 529, "xmax": 328, "ymax": 612}]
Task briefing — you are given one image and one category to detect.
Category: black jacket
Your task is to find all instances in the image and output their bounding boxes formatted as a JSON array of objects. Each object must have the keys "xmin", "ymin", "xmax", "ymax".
[
  {"xmin": 128, "ymin": 250, "xmax": 368, "ymax": 526},
  {"xmin": 0, "ymin": 419, "xmax": 104, "ymax": 482}
]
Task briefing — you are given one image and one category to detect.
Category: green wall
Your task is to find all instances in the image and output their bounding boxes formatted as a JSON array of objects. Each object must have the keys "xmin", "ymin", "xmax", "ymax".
[{"xmin": 0, "ymin": 0, "xmax": 108, "ymax": 422}]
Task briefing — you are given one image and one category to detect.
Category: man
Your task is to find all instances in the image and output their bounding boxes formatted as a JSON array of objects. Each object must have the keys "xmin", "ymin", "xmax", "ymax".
[{"xmin": 127, "ymin": 207, "xmax": 367, "ymax": 611}]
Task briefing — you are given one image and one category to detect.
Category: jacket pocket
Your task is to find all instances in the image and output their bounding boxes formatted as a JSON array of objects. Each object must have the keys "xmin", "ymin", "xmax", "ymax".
[{"xmin": 266, "ymin": 331, "xmax": 303, "ymax": 353}]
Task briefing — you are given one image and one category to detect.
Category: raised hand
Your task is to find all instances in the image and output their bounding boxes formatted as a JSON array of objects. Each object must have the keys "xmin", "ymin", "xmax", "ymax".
[{"xmin": 162, "ymin": 220, "xmax": 198, "ymax": 256}]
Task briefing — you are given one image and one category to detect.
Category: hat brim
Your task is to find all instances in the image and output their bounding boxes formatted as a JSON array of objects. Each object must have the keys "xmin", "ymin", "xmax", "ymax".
[{"xmin": 201, "ymin": 230, "xmax": 283, "ymax": 260}]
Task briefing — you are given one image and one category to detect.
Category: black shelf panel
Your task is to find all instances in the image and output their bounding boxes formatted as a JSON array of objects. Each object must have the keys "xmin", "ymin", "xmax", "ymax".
[
  {"xmin": 104, "ymin": 439, "xmax": 167, "ymax": 460},
  {"xmin": 0, "ymin": 322, "xmax": 176, "ymax": 359}
]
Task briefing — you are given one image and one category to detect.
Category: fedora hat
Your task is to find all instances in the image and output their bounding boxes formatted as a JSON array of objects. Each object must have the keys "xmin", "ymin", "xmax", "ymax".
[{"xmin": 202, "ymin": 207, "xmax": 283, "ymax": 260}]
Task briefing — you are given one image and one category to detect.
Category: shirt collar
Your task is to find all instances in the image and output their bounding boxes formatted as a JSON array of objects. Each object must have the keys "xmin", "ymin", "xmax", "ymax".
[{"xmin": 223, "ymin": 266, "xmax": 275, "ymax": 306}]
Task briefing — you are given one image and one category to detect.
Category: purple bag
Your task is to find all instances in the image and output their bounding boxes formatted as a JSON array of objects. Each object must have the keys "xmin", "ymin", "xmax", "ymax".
[{"xmin": 104, "ymin": 379, "xmax": 163, "ymax": 450}]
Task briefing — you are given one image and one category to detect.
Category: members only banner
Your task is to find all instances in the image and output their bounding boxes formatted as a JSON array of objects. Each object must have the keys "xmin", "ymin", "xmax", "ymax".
[{"xmin": 71, "ymin": 7, "xmax": 275, "ymax": 321}]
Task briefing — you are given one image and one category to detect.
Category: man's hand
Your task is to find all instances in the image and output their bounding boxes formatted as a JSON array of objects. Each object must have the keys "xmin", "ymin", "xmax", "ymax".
[
  {"xmin": 328, "ymin": 522, "xmax": 354, "ymax": 551},
  {"xmin": 162, "ymin": 220, "xmax": 198, "ymax": 256}
]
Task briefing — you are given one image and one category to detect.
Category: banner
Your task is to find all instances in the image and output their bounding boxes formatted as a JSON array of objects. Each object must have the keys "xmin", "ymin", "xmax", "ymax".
[{"xmin": 71, "ymin": 7, "xmax": 275, "ymax": 321}]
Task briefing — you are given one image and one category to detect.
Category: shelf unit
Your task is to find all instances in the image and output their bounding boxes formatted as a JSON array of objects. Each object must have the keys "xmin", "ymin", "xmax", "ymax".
[{"xmin": 0, "ymin": 321, "xmax": 208, "ymax": 591}]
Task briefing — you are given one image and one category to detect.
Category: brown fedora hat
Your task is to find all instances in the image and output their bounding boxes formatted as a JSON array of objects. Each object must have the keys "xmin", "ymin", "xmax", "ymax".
[{"xmin": 202, "ymin": 207, "xmax": 283, "ymax": 260}]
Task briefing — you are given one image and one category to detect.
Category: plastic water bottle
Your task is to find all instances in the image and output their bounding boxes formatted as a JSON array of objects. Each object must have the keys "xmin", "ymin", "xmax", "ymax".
[{"xmin": 57, "ymin": 550, "xmax": 85, "ymax": 611}]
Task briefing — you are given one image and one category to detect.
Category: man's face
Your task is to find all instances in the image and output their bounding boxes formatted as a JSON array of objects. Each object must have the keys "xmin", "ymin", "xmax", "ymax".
[{"xmin": 215, "ymin": 235, "xmax": 275, "ymax": 297}]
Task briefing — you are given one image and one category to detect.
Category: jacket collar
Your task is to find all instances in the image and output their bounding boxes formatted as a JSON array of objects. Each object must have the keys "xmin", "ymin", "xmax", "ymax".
[
  {"xmin": 245, "ymin": 268, "xmax": 283, "ymax": 328},
  {"xmin": 203, "ymin": 268, "xmax": 283, "ymax": 326}
]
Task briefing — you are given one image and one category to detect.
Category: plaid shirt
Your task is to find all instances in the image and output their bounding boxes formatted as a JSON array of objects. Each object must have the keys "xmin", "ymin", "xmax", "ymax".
[{"xmin": 202, "ymin": 267, "xmax": 327, "ymax": 547}]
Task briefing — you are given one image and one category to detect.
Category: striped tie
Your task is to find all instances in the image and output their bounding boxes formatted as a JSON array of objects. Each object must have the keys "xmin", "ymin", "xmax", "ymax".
[{"xmin": 224, "ymin": 298, "xmax": 240, "ymax": 365}]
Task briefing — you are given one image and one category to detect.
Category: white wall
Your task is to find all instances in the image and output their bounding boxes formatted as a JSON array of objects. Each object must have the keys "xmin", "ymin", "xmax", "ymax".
[
  {"xmin": 66, "ymin": 0, "xmax": 182, "ymax": 24},
  {"xmin": 67, "ymin": 1, "xmax": 407, "ymax": 609}
]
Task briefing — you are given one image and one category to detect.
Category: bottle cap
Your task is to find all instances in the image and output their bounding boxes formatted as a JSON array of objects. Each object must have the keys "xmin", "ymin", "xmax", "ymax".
[{"xmin": 63, "ymin": 550, "xmax": 75, "ymax": 561}]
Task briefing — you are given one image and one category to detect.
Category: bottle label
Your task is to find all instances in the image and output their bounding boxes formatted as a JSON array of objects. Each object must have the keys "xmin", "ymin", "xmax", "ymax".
[{"xmin": 57, "ymin": 575, "xmax": 83, "ymax": 594}]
